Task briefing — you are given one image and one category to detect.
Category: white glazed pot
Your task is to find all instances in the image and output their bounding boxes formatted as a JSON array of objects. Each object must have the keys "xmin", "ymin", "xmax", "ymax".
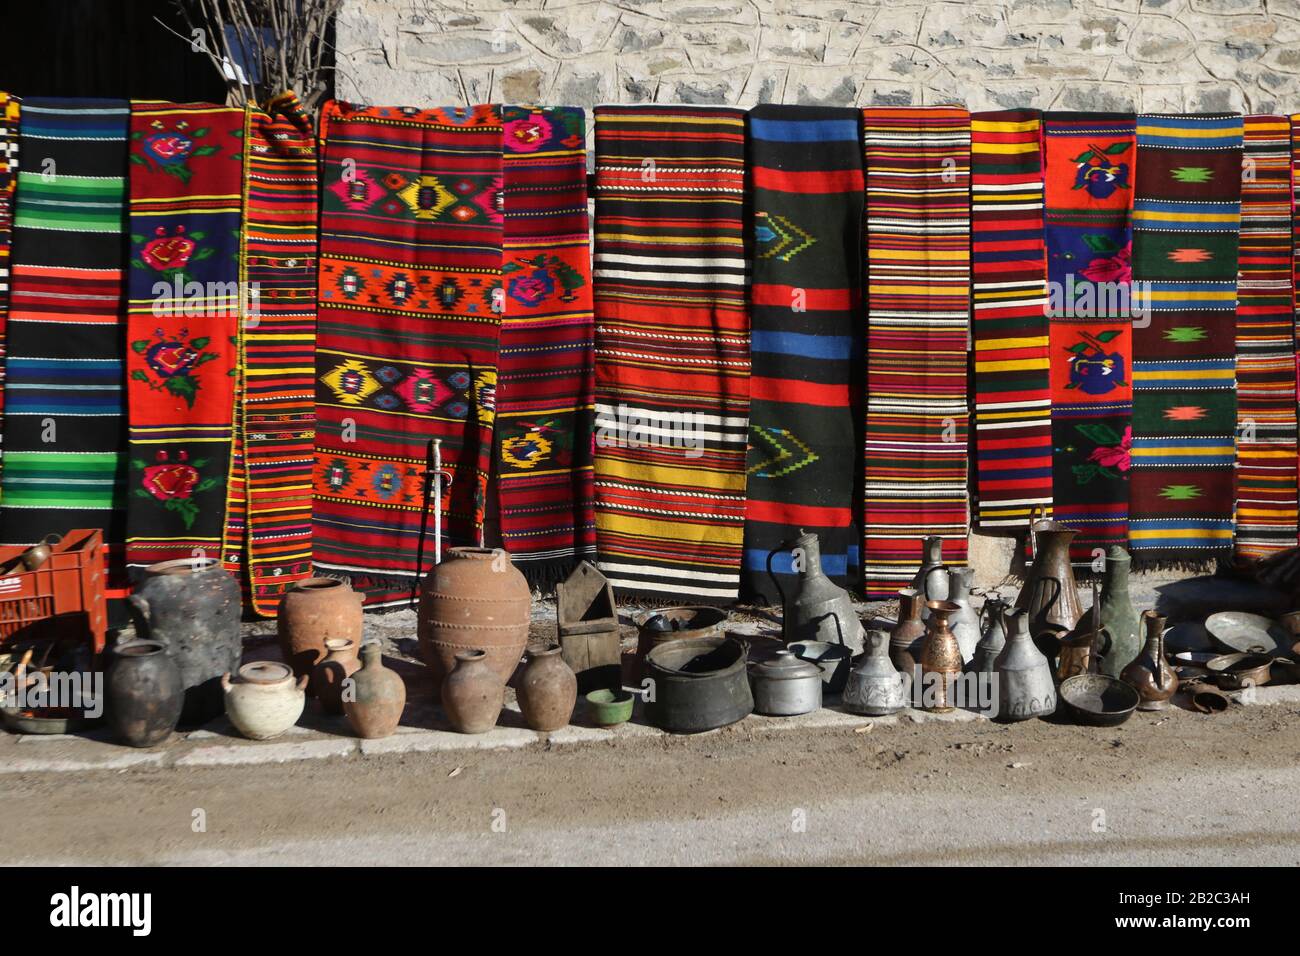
[{"xmin": 222, "ymin": 661, "xmax": 307, "ymax": 740}]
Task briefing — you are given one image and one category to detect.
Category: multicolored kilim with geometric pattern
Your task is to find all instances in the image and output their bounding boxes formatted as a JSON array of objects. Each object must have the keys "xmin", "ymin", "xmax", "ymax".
[
  {"xmin": 861, "ymin": 107, "xmax": 971, "ymax": 597},
  {"xmin": 0, "ymin": 92, "xmax": 18, "ymax": 474},
  {"xmin": 1129, "ymin": 114, "xmax": 1242, "ymax": 559},
  {"xmin": 970, "ymin": 110, "xmax": 1051, "ymax": 531},
  {"xmin": 124, "ymin": 101, "xmax": 244, "ymax": 569},
  {"xmin": 1233, "ymin": 116, "xmax": 1297, "ymax": 558},
  {"xmin": 313, "ymin": 103, "xmax": 503, "ymax": 607},
  {"xmin": 496, "ymin": 106, "xmax": 596, "ymax": 587},
  {"xmin": 0, "ymin": 99, "xmax": 130, "ymax": 573},
  {"xmin": 1044, "ymin": 113, "xmax": 1136, "ymax": 566},
  {"xmin": 592, "ymin": 106, "xmax": 749, "ymax": 603},
  {"xmin": 742, "ymin": 105, "xmax": 861, "ymax": 604},
  {"xmin": 220, "ymin": 93, "xmax": 319, "ymax": 615}
]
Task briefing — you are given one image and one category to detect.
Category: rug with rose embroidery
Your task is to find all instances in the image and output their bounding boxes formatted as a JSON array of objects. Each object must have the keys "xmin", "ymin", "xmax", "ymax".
[
  {"xmin": 1043, "ymin": 112, "xmax": 1136, "ymax": 567},
  {"xmin": 124, "ymin": 101, "xmax": 244, "ymax": 570}
]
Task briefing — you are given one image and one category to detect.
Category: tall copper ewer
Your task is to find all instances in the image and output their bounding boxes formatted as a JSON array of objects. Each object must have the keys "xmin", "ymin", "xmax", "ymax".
[{"xmin": 1016, "ymin": 519, "xmax": 1084, "ymax": 661}]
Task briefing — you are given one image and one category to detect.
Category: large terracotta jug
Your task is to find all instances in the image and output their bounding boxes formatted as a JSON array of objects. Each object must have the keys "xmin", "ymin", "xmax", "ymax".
[
  {"xmin": 419, "ymin": 547, "xmax": 531, "ymax": 698},
  {"xmin": 277, "ymin": 578, "xmax": 364, "ymax": 679}
]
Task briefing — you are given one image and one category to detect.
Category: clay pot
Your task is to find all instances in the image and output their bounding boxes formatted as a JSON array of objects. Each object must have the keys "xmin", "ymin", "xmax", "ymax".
[
  {"xmin": 418, "ymin": 547, "xmax": 530, "ymax": 699},
  {"xmin": 277, "ymin": 577, "xmax": 364, "ymax": 679},
  {"xmin": 106, "ymin": 639, "xmax": 183, "ymax": 748},
  {"xmin": 441, "ymin": 649, "xmax": 505, "ymax": 734},
  {"xmin": 343, "ymin": 642, "xmax": 406, "ymax": 739},
  {"xmin": 1121, "ymin": 610, "xmax": 1178, "ymax": 710},
  {"xmin": 130, "ymin": 557, "xmax": 242, "ymax": 725},
  {"xmin": 310, "ymin": 638, "xmax": 360, "ymax": 715},
  {"xmin": 919, "ymin": 600, "xmax": 963, "ymax": 712},
  {"xmin": 223, "ymin": 661, "xmax": 307, "ymax": 740},
  {"xmin": 517, "ymin": 643, "xmax": 578, "ymax": 732},
  {"xmin": 889, "ymin": 588, "xmax": 926, "ymax": 676}
]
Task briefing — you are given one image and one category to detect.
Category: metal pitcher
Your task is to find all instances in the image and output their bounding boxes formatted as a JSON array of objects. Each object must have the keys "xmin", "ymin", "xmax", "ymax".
[
  {"xmin": 842, "ymin": 630, "xmax": 909, "ymax": 716},
  {"xmin": 995, "ymin": 608, "xmax": 1057, "ymax": 721},
  {"xmin": 777, "ymin": 531, "xmax": 865, "ymax": 655}
]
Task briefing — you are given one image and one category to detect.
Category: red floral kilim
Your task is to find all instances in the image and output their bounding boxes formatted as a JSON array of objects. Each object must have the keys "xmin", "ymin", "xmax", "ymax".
[{"xmin": 125, "ymin": 102, "xmax": 245, "ymax": 569}]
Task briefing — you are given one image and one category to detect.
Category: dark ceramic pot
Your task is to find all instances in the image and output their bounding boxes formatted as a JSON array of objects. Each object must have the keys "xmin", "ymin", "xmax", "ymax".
[
  {"xmin": 129, "ymin": 557, "xmax": 242, "ymax": 725},
  {"xmin": 107, "ymin": 639, "xmax": 184, "ymax": 747}
]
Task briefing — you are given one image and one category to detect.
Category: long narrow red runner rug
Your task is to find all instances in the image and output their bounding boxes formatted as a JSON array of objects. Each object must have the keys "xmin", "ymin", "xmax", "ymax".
[
  {"xmin": 1233, "ymin": 115, "xmax": 1298, "ymax": 559},
  {"xmin": 591, "ymin": 106, "xmax": 750, "ymax": 603},
  {"xmin": 495, "ymin": 106, "xmax": 596, "ymax": 587},
  {"xmin": 313, "ymin": 103, "xmax": 503, "ymax": 606},
  {"xmin": 742, "ymin": 104, "xmax": 862, "ymax": 604},
  {"xmin": 970, "ymin": 110, "xmax": 1051, "ymax": 532},
  {"xmin": 1044, "ymin": 112, "xmax": 1136, "ymax": 566},
  {"xmin": 0, "ymin": 92, "xmax": 17, "ymax": 473},
  {"xmin": 1129, "ymin": 114, "xmax": 1242, "ymax": 559},
  {"xmin": 124, "ymin": 102, "xmax": 244, "ymax": 569},
  {"xmin": 862, "ymin": 107, "xmax": 971, "ymax": 597},
  {"xmin": 219, "ymin": 93, "xmax": 319, "ymax": 615}
]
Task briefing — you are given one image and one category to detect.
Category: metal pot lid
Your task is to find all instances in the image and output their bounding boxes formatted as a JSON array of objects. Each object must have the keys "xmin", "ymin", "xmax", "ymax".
[{"xmin": 752, "ymin": 649, "xmax": 822, "ymax": 680}]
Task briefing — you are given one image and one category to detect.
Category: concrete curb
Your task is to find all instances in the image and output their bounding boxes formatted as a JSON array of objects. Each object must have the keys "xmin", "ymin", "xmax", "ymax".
[{"xmin": 1, "ymin": 684, "xmax": 1297, "ymax": 775}]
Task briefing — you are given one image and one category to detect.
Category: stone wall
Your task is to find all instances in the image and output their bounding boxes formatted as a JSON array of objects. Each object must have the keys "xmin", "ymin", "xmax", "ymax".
[{"xmin": 336, "ymin": 0, "xmax": 1300, "ymax": 114}]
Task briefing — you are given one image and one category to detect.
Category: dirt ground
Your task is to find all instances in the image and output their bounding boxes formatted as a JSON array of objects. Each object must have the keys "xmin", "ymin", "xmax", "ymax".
[{"xmin": 4, "ymin": 697, "xmax": 1298, "ymax": 866}]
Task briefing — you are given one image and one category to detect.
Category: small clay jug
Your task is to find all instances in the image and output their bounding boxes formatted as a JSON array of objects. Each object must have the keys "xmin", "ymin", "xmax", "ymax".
[
  {"xmin": 947, "ymin": 567, "xmax": 979, "ymax": 664},
  {"xmin": 1097, "ymin": 546, "xmax": 1141, "ymax": 678},
  {"xmin": 106, "ymin": 639, "xmax": 183, "ymax": 748},
  {"xmin": 517, "ymin": 643, "xmax": 578, "ymax": 732},
  {"xmin": 1121, "ymin": 610, "xmax": 1178, "ymax": 710},
  {"xmin": 343, "ymin": 642, "xmax": 406, "ymax": 739},
  {"xmin": 995, "ymin": 608, "xmax": 1057, "ymax": 721},
  {"xmin": 222, "ymin": 661, "xmax": 308, "ymax": 740},
  {"xmin": 1016, "ymin": 519, "xmax": 1084, "ymax": 643},
  {"xmin": 780, "ymin": 531, "xmax": 865, "ymax": 654},
  {"xmin": 889, "ymin": 588, "xmax": 926, "ymax": 675},
  {"xmin": 913, "ymin": 535, "xmax": 949, "ymax": 619},
  {"xmin": 970, "ymin": 596, "xmax": 1008, "ymax": 675},
  {"xmin": 310, "ymin": 638, "xmax": 360, "ymax": 715},
  {"xmin": 843, "ymin": 630, "xmax": 910, "ymax": 716},
  {"xmin": 277, "ymin": 577, "xmax": 364, "ymax": 679},
  {"xmin": 919, "ymin": 600, "xmax": 963, "ymax": 712},
  {"xmin": 441, "ymin": 649, "xmax": 504, "ymax": 734}
]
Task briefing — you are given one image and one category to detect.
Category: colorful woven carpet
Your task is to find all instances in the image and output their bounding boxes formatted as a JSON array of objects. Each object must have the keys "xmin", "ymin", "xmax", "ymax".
[
  {"xmin": 861, "ymin": 107, "xmax": 971, "ymax": 597},
  {"xmin": 1129, "ymin": 114, "xmax": 1242, "ymax": 559},
  {"xmin": 496, "ymin": 106, "xmax": 596, "ymax": 587},
  {"xmin": 0, "ymin": 92, "xmax": 18, "ymax": 470},
  {"xmin": 313, "ymin": 102, "xmax": 503, "ymax": 606},
  {"xmin": 219, "ymin": 93, "xmax": 319, "ymax": 615},
  {"xmin": 1233, "ymin": 116, "xmax": 1298, "ymax": 558},
  {"xmin": 970, "ymin": 110, "xmax": 1051, "ymax": 530},
  {"xmin": 124, "ymin": 102, "xmax": 244, "ymax": 569},
  {"xmin": 1044, "ymin": 113, "xmax": 1136, "ymax": 566},
  {"xmin": 0, "ymin": 99, "xmax": 129, "ymax": 565},
  {"xmin": 591, "ymin": 106, "xmax": 749, "ymax": 603},
  {"xmin": 742, "ymin": 105, "xmax": 861, "ymax": 604}
]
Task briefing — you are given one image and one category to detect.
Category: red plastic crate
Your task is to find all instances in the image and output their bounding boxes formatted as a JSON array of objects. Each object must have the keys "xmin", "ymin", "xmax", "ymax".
[{"xmin": 0, "ymin": 529, "xmax": 107, "ymax": 655}]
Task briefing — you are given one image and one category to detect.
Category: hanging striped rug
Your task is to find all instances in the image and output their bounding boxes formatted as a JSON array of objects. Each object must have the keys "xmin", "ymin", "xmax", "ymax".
[
  {"xmin": 0, "ymin": 99, "xmax": 129, "ymax": 571},
  {"xmin": 1044, "ymin": 112, "xmax": 1136, "ymax": 566},
  {"xmin": 219, "ymin": 93, "xmax": 319, "ymax": 615},
  {"xmin": 1129, "ymin": 114, "xmax": 1242, "ymax": 559},
  {"xmin": 495, "ymin": 106, "xmax": 596, "ymax": 588},
  {"xmin": 862, "ymin": 107, "xmax": 971, "ymax": 597},
  {"xmin": 970, "ymin": 109, "xmax": 1051, "ymax": 531},
  {"xmin": 313, "ymin": 103, "xmax": 504, "ymax": 607},
  {"xmin": 1233, "ymin": 115, "xmax": 1298, "ymax": 558},
  {"xmin": 591, "ymin": 106, "xmax": 750, "ymax": 603},
  {"xmin": 124, "ymin": 101, "xmax": 244, "ymax": 570},
  {"xmin": 741, "ymin": 105, "xmax": 862, "ymax": 604},
  {"xmin": 0, "ymin": 92, "xmax": 17, "ymax": 468}
]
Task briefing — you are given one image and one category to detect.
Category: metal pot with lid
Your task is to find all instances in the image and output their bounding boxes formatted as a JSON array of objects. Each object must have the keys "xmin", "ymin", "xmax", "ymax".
[{"xmin": 749, "ymin": 649, "xmax": 823, "ymax": 717}]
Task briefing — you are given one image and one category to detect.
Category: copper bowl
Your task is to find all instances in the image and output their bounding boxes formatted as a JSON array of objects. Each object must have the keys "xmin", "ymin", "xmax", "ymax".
[{"xmin": 1207, "ymin": 652, "xmax": 1272, "ymax": 690}]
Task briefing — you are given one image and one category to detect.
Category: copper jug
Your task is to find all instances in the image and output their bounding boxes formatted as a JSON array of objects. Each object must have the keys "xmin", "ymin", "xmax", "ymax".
[
  {"xmin": 919, "ymin": 600, "xmax": 963, "ymax": 712},
  {"xmin": 1016, "ymin": 519, "xmax": 1083, "ymax": 652},
  {"xmin": 1121, "ymin": 610, "xmax": 1178, "ymax": 710},
  {"xmin": 889, "ymin": 588, "xmax": 926, "ymax": 675}
]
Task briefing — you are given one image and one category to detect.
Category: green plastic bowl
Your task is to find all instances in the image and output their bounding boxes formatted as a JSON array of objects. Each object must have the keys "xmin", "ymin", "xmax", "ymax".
[{"xmin": 585, "ymin": 688, "xmax": 634, "ymax": 727}]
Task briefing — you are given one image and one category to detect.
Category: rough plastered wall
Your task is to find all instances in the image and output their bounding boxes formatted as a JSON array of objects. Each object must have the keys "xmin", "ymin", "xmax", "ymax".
[{"xmin": 336, "ymin": 0, "xmax": 1300, "ymax": 114}]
